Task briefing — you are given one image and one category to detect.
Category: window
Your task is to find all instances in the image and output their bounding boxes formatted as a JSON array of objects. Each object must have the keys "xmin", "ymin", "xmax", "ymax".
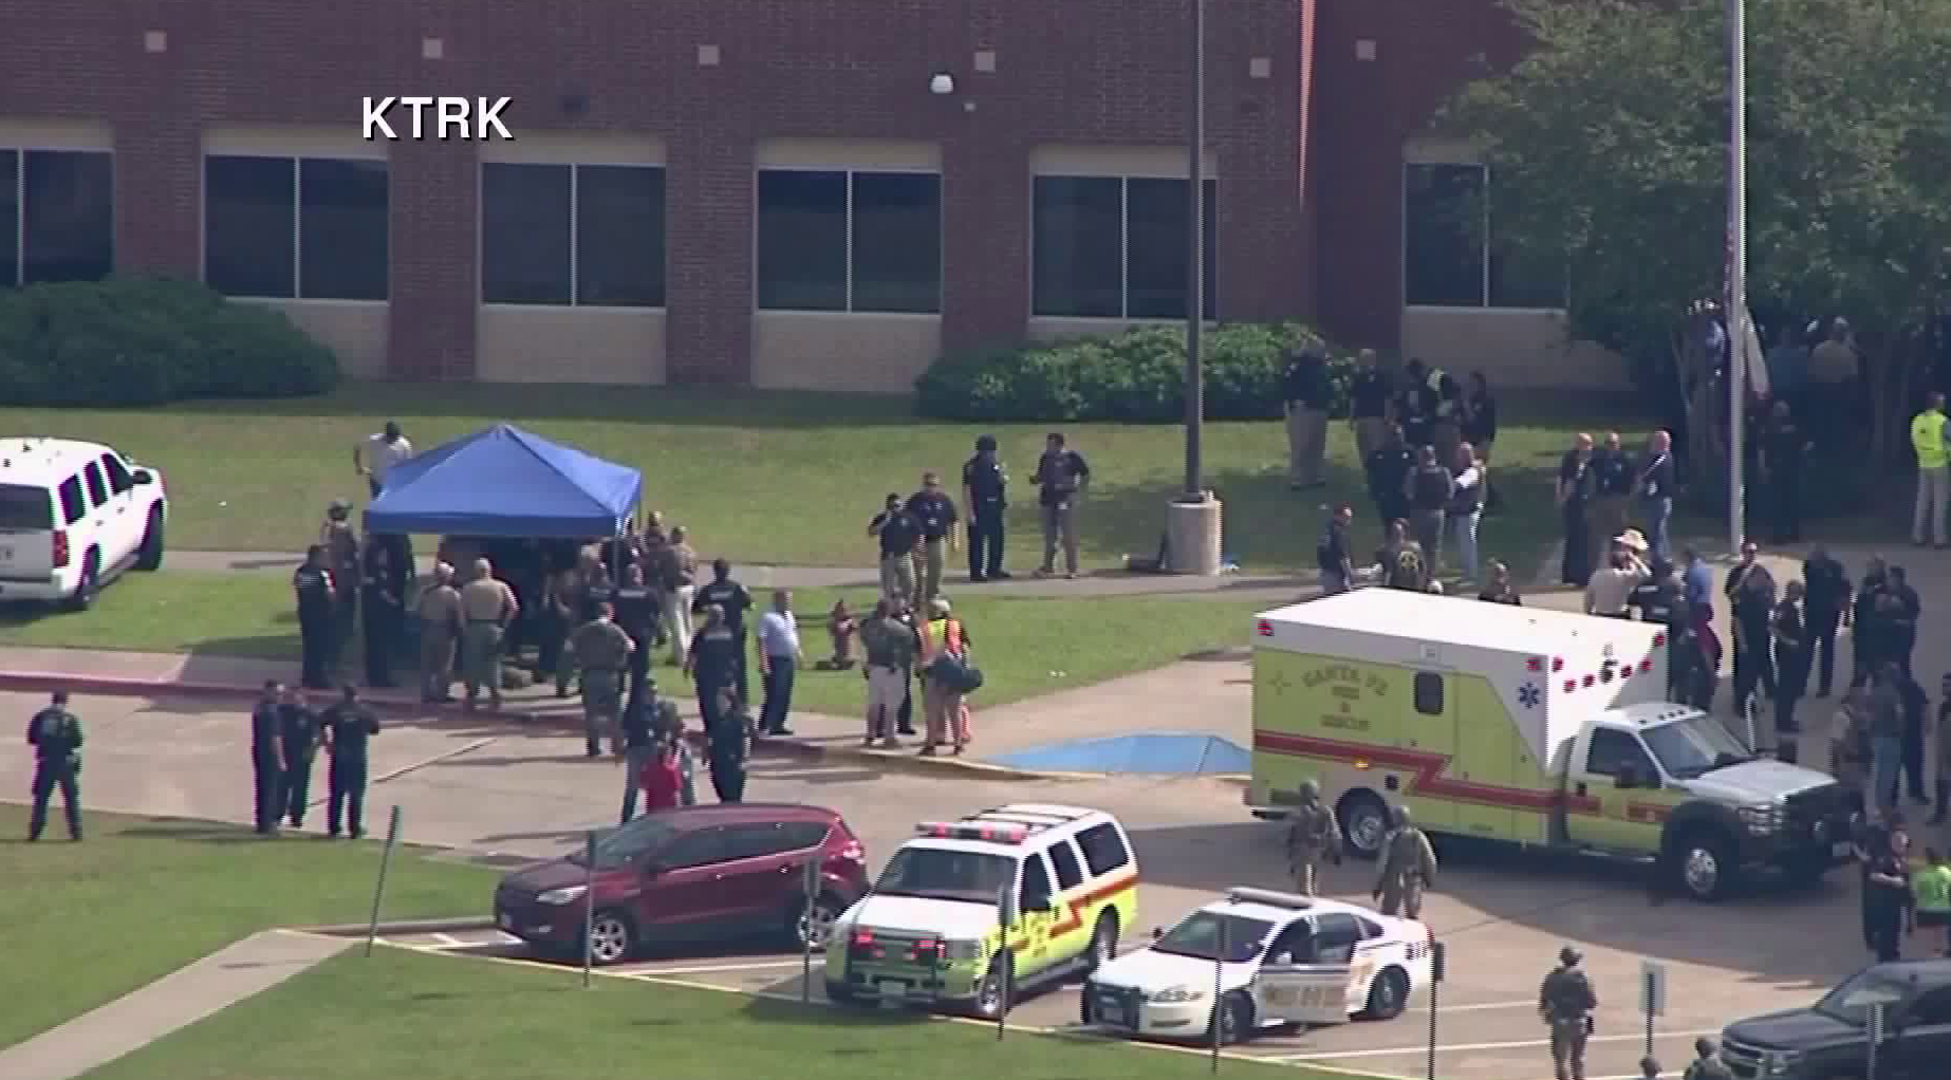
[
  {"xmin": 755, "ymin": 169, "xmax": 942, "ymax": 313},
  {"xmin": 0, "ymin": 149, "xmax": 115, "ymax": 287},
  {"xmin": 0, "ymin": 485, "xmax": 52, "ymax": 530},
  {"xmin": 1076, "ymin": 823, "xmax": 1132, "ymax": 877},
  {"xmin": 1047, "ymin": 841, "xmax": 1085, "ymax": 890},
  {"xmin": 82, "ymin": 462, "xmax": 108, "ymax": 508},
  {"xmin": 585, "ymin": 815, "xmax": 679, "ymax": 868},
  {"xmin": 99, "ymin": 454, "xmax": 132, "ymax": 496},
  {"xmin": 1020, "ymin": 853, "xmax": 1053, "ymax": 902},
  {"xmin": 1586, "ymin": 729, "xmax": 1654, "ymax": 778},
  {"xmin": 478, "ymin": 163, "xmax": 665, "ymax": 307},
  {"xmin": 1312, "ymin": 913, "xmax": 1362, "ymax": 963},
  {"xmin": 1355, "ymin": 916, "xmax": 1385, "ymax": 940},
  {"xmin": 659, "ymin": 827, "xmax": 732, "ymax": 870},
  {"xmin": 1414, "ymin": 672, "xmax": 1445, "ymax": 716},
  {"xmin": 722, "ymin": 823, "xmax": 797, "ymax": 861},
  {"xmin": 204, "ymin": 155, "xmax": 389, "ymax": 300},
  {"xmin": 57, "ymin": 477, "xmax": 85, "ymax": 525},
  {"xmin": 1904, "ymin": 987, "xmax": 1951, "ymax": 1027},
  {"xmin": 1032, "ymin": 175, "xmax": 1217, "ymax": 320},
  {"xmin": 1268, "ymin": 921, "xmax": 1314, "ymax": 964},
  {"xmin": 778, "ymin": 821, "xmax": 833, "ymax": 851},
  {"xmin": 1403, "ymin": 163, "xmax": 1564, "ymax": 309}
]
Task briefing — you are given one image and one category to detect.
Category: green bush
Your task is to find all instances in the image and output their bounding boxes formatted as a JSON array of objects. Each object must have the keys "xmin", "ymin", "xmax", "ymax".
[
  {"xmin": 914, "ymin": 322, "xmax": 1352, "ymax": 422},
  {"xmin": 0, "ymin": 277, "xmax": 340, "ymax": 407}
]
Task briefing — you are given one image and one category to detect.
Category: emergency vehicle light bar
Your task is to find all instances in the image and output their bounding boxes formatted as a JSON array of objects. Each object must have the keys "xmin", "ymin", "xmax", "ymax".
[
  {"xmin": 1225, "ymin": 887, "xmax": 1313, "ymax": 910},
  {"xmin": 915, "ymin": 821, "xmax": 1032, "ymax": 843}
]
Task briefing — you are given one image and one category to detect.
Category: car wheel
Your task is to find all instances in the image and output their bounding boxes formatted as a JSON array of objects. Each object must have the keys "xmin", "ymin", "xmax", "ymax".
[
  {"xmin": 65, "ymin": 554, "xmax": 99, "ymax": 613},
  {"xmin": 789, "ymin": 892, "xmax": 845, "ymax": 951},
  {"xmin": 135, "ymin": 507, "xmax": 165, "ymax": 571},
  {"xmin": 1084, "ymin": 911, "xmax": 1120, "ymax": 975},
  {"xmin": 1206, "ymin": 990, "xmax": 1254, "ymax": 1046},
  {"xmin": 1361, "ymin": 966, "xmax": 1411, "ymax": 1020},
  {"xmin": 1672, "ymin": 830, "xmax": 1737, "ymax": 902},
  {"xmin": 1339, "ymin": 792, "xmax": 1390, "ymax": 860},
  {"xmin": 972, "ymin": 951, "xmax": 1013, "ymax": 1019},
  {"xmin": 585, "ymin": 910, "xmax": 636, "ymax": 966}
]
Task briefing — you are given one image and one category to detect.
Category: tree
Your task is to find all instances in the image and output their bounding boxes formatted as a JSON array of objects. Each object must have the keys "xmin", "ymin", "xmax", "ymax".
[{"xmin": 1439, "ymin": 0, "xmax": 1951, "ymax": 499}]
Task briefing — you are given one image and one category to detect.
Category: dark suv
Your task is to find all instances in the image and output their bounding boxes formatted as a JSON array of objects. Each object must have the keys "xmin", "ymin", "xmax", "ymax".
[
  {"xmin": 493, "ymin": 803, "xmax": 869, "ymax": 965},
  {"xmin": 1719, "ymin": 959, "xmax": 1951, "ymax": 1079}
]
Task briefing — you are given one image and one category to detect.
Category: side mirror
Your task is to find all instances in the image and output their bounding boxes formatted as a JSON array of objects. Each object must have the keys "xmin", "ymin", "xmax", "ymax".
[
  {"xmin": 131, "ymin": 469, "xmax": 154, "ymax": 485},
  {"xmin": 1151, "ymin": 926, "xmax": 1165, "ymax": 941}
]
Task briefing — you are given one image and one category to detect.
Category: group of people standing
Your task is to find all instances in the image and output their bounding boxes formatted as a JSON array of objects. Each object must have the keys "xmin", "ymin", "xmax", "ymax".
[{"xmin": 247, "ymin": 681, "xmax": 382, "ymax": 838}]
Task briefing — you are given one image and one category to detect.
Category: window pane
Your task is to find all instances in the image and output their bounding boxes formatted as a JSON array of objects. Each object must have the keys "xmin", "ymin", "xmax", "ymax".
[
  {"xmin": 0, "ymin": 151, "xmax": 15, "ymax": 286},
  {"xmin": 575, "ymin": 165, "xmax": 665, "ymax": 307},
  {"xmin": 481, "ymin": 163, "xmax": 570, "ymax": 305},
  {"xmin": 850, "ymin": 172, "xmax": 940, "ymax": 313},
  {"xmin": 298, "ymin": 158, "xmax": 388, "ymax": 300},
  {"xmin": 205, "ymin": 156, "xmax": 296, "ymax": 299},
  {"xmin": 1032, "ymin": 176, "xmax": 1122, "ymax": 317},
  {"xmin": 1125, "ymin": 178, "xmax": 1218, "ymax": 320},
  {"xmin": 82, "ymin": 462, "xmax": 108, "ymax": 507},
  {"xmin": 22, "ymin": 151, "xmax": 113, "ymax": 285},
  {"xmin": 1403, "ymin": 164, "xmax": 1485, "ymax": 307},
  {"xmin": 1489, "ymin": 237, "xmax": 1567, "ymax": 309},
  {"xmin": 756, "ymin": 170, "xmax": 847, "ymax": 311}
]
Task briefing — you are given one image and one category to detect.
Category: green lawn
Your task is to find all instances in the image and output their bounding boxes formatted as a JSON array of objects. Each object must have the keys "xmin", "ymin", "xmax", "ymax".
[
  {"xmin": 0, "ymin": 381, "xmax": 1630, "ymax": 570},
  {"xmin": 0, "ymin": 571, "xmax": 1257, "ymax": 714},
  {"xmin": 81, "ymin": 946, "xmax": 1333, "ymax": 1080},
  {"xmin": 0, "ymin": 804, "xmax": 497, "ymax": 1050}
]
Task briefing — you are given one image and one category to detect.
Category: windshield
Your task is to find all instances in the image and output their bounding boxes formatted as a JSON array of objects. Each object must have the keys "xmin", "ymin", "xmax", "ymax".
[
  {"xmin": 572, "ymin": 817, "xmax": 680, "ymax": 870},
  {"xmin": 1151, "ymin": 911, "xmax": 1273, "ymax": 963},
  {"xmin": 873, "ymin": 848, "xmax": 1017, "ymax": 904},
  {"xmin": 1813, "ymin": 969, "xmax": 1912, "ymax": 1026},
  {"xmin": 1642, "ymin": 714, "xmax": 1753, "ymax": 779},
  {"xmin": 0, "ymin": 485, "xmax": 52, "ymax": 530}
]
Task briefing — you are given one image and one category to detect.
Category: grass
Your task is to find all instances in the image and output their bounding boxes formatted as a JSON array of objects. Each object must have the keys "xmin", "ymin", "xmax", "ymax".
[
  {"xmin": 0, "ymin": 381, "xmax": 1639, "ymax": 570},
  {"xmin": 79, "ymin": 946, "xmax": 1336, "ymax": 1080},
  {"xmin": 0, "ymin": 571, "xmax": 1258, "ymax": 714},
  {"xmin": 0, "ymin": 804, "xmax": 499, "ymax": 1050}
]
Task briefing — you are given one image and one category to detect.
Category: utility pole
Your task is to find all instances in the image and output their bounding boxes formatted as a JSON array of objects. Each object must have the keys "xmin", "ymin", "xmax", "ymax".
[
  {"xmin": 1184, "ymin": 0, "xmax": 1207, "ymax": 498},
  {"xmin": 1725, "ymin": 0, "xmax": 1748, "ymax": 551}
]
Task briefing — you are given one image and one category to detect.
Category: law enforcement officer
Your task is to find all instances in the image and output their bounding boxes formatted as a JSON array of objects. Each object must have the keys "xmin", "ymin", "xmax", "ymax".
[
  {"xmin": 1852, "ymin": 559, "xmax": 1890, "ymax": 689},
  {"xmin": 686, "ymin": 604, "xmax": 743, "ymax": 732},
  {"xmin": 26, "ymin": 690, "xmax": 83, "ymax": 842},
  {"xmin": 1282, "ymin": 346, "xmax": 1332, "ymax": 489},
  {"xmin": 656, "ymin": 526, "xmax": 699, "ymax": 667},
  {"xmin": 905, "ymin": 472, "xmax": 960, "ymax": 603},
  {"xmin": 360, "ymin": 541, "xmax": 404, "ymax": 688},
  {"xmin": 869, "ymin": 493, "xmax": 923, "ymax": 607},
  {"xmin": 250, "ymin": 681, "xmax": 285, "ymax": 834},
  {"xmin": 1682, "ymin": 1038, "xmax": 1732, "ymax": 1080},
  {"xmin": 415, "ymin": 562, "xmax": 462, "ymax": 703},
  {"xmin": 278, "ymin": 687, "xmax": 320, "ymax": 829},
  {"xmin": 1286, "ymin": 779, "xmax": 1341, "ymax": 895},
  {"xmin": 294, "ymin": 545, "xmax": 339, "ymax": 690},
  {"xmin": 1801, "ymin": 546, "xmax": 1850, "ymax": 697},
  {"xmin": 613, "ymin": 562, "xmax": 661, "ymax": 717},
  {"xmin": 617, "ymin": 694, "xmax": 656, "ymax": 824},
  {"xmin": 1372, "ymin": 805, "xmax": 1437, "ymax": 918},
  {"xmin": 458, "ymin": 558, "xmax": 518, "ymax": 711},
  {"xmin": 1032, "ymin": 432, "xmax": 1091, "ymax": 579},
  {"xmin": 1364, "ymin": 422, "xmax": 1416, "ymax": 529},
  {"xmin": 693, "ymin": 559, "xmax": 754, "ymax": 701},
  {"xmin": 319, "ymin": 685, "xmax": 380, "ymax": 839},
  {"xmin": 1725, "ymin": 542, "xmax": 1778, "ymax": 712},
  {"xmin": 1348, "ymin": 349, "xmax": 1393, "ymax": 464},
  {"xmin": 705, "ymin": 684, "xmax": 750, "ymax": 803},
  {"xmin": 319, "ymin": 500, "xmax": 361, "ymax": 661},
  {"xmin": 1539, "ymin": 946, "xmax": 1598, "ymax": 1080},
  {"xmin": 539, "ymin": 553, "xmax": 588, "ymax": 696},
  {"xmin": 1772, "ymin": 581, "xmax": 1810, "ymax": 740},
  {"xmin": 962, "ymin": 434, "xmax": 1010, "ymax": 582},
  {"xmin": 571, "ymin": 602, "xmax": 635, "ymax": 758}
]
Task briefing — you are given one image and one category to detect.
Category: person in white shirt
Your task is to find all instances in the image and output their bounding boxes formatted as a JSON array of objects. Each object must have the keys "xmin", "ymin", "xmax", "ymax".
[
  {"xmin": 1445, "ymin": 443, "xmax": 1486, "ymax": 584},
  {"xmin": 755, "ymin": 589, "xmax": 803, "ymax": 737},
  {"xmin": 354, "ymin": 421, "xmax": 414, "ymax": 496}
]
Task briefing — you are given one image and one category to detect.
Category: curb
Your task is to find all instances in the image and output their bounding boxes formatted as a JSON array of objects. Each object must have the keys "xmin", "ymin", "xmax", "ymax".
[{"xmin": 303, "ymin": 916, "xmax": 497, "ymax": 937}]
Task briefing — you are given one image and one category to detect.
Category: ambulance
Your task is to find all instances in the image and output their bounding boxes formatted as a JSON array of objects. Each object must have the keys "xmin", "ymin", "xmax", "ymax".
[{"xmin": 1247, "ymin": 590, "xmax": 1854, "ymax": 902}]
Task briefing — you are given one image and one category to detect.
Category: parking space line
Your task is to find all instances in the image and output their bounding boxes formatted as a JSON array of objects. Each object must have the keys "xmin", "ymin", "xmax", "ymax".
[
  {"xmin": 1273, "ymin": 1028, "xmax": 1721, "ymax": 1061},
  {"xmin": 432, "ymin": 933, "xmax": 464, "ymax": 947},
  {"xmin": 1413, "ymin": 998, "xmax": 1537, "ymax": 1013},
  {"xmin": 626, "ymin": 958, "xmax": 826, "ymax": 976}
]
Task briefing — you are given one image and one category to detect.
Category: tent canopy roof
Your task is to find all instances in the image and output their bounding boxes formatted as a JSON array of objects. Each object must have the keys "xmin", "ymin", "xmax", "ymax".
[{"xmin": 362, "ymin": 423, "xmax": 641, "ymax": 539}]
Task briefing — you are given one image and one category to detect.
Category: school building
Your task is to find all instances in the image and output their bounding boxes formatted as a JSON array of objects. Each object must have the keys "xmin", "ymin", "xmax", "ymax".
[{"xmin": 0, "ymin": 0, "xmax": 1628, "ymax": 392}]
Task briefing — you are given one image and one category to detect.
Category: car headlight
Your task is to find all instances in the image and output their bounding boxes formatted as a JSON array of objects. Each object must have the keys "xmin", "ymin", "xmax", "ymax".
[
  {"xmin": 1738, "ymin": 803, "xmax": 1783, "ymax": 834},
  {"xmin": 536, "ymin": 885, "xmax": 588, "ymax": 905},
  {"xmin": 1760, "ymin": 1048, "xmax": 1801, "ymax": 1075},
  {"xmin": 943, "ymin": 939, "xmax": 985, "ymax": 960},
  {"xmin": 1149, "ymin": 986, "xmax": 1208, "ymax": 1004}
]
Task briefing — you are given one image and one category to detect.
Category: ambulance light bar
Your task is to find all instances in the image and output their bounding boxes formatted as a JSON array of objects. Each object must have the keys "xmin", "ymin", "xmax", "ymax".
[
  {"xmin": 1224, "ymin": 887, "xmax": 1313, "ymax": 910},
  {"xmin": 915, "ymin": 820, "xmax": 1032, "ymax": 843}
]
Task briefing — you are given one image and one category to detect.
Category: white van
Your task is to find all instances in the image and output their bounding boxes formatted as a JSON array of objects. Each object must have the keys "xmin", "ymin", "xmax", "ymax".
[{"xmin": 0, "ymin": 438, "xmax": 169, "ymax": 608}]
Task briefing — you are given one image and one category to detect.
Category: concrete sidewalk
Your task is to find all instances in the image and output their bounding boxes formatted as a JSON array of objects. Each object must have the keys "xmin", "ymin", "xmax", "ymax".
[{"xmin": 0, "ymin": 930, "xmax": 350, "ymax": 1080}]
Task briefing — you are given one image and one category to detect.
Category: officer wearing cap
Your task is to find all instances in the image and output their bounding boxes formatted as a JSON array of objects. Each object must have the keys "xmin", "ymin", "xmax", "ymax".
[
  {"xmin": 319, "ymin": 499, "xmax": 361, "ymax": 660},
  {"xmin": 1682, "ymin": 1038, "xmax": 1732, "ymax": 1080},
  {"xmin": 1539, "ymin": 945, "xmax": 1598, "ymax": 1080},
  {"xmin": 962, "ymin": 434, "xmax": 1010, "ymax": 582},
  {"xmin": 571, "ymin": 601, "xmax": 635, "ymax": 758}
]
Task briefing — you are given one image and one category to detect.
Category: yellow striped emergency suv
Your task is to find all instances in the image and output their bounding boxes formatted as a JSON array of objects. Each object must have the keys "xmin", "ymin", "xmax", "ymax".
[{"xmin": 824, "ymin": 804, "xmax": 1139, "ymax": 1018}]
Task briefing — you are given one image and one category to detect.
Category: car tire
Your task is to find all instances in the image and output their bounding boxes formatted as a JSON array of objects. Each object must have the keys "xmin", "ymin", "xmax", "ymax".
[
  {"xmin": 65, "ymin": 554, "xmax": 99, "ymax": 612},
  {"xmin": 972, "ymin": 951, "xmax": 1013, "ymax": 1020},
  {"xmin": 585, "ymin": 909, "xmax": 636, "ymax": 966},
  {"xmin": 134, "ymin": 507, "xmax": 165, "ymax": 571},
  {"xmin": 1206, "ymin": 990, "xmax": 1254, "ymax": 1046},
  {"xmin": 1360, "ymin": 966, "xmax": 1411, "ymax": 1020},
  {"xmin": 1084, "ymin": 911, "xmax": 1119, "ymax": 975},
  {"xmin": 1339, "ymin": 791, "xmax": 1390, "ymax": 860},
  {"xmin": 1670, "ymin": 829, "xmax": 1738, "ymax": 902},
  {"xmin": 787, "ymin": 892, "xmax": 845, "ymax": 951}
]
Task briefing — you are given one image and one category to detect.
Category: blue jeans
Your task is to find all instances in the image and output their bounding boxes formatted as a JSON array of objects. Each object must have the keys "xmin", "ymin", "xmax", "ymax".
[
  {"xmin": 1320, "ymin": 570, "xmax": 1350, "ymax": 595},
  {"xmin": 1446, "ymin": 511, "xmax": 1481, "ymax": 582},
  {"xmin": 1641, "ymin": 496, "xmax": 1673, "ymax": 563},
  {"xmin": 1873, "ymin": 736, "xmax": 1901, "ymax": 810}
]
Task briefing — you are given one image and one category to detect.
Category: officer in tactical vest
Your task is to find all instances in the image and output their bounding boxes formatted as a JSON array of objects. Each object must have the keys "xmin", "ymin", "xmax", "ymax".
[
  {"xmin": 250, "ymin": 681, "xmax": 285, "ymax": 834},
  {"xmin": 1372, "ymin": 805, "xmax": 1437, "ymax": 917},
  {"xmin": 1286, "ymin": 779, "xmax": 1342, "ymax": 896},
  {"xmin": 319, "ymin": 685, "xmax": 381, "ymax": 839},
  {"xmin": 294, "ymin": 545, "xmax": 340, "ymax": 690},
  {"xmin": 26, "ymin": 689, "xmax": 84, "ymax": 842},
  {"xmin": 706, "ymin": 684, "xmax": 750, "ymax": 803},
  {"xmin": 613, "ymin": 562, "xmax": 662, "ymax": 717},
  {"xmin": 1539, "ymin": 946, "xmax": 1599, "ymax": 1080},
  {"xmin": 962, "ymin": 434, "xmax": 1010, "ymax": 582},
  {"xmin": 1682, "ymin": 1038, "xmax": 1732, "ymax": 1080},
  {"xmin": 571, "ymin": 601, "xmax": 636, "ymax": 758},
  {"xmin": 278, "ymin": 688, "xmax": 321, "ymax": 829}
]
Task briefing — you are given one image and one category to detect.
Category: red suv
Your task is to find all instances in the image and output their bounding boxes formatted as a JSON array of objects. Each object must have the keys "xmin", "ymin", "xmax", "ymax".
[{"xmin": 493, "ymin": 802, "xmax": 869, "ymax": 965}]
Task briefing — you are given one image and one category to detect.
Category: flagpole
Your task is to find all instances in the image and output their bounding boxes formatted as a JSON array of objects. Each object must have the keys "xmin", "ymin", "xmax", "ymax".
[{"xmin": 1725, "ymin": 0, "xmax": 1748, "ymax": 551}]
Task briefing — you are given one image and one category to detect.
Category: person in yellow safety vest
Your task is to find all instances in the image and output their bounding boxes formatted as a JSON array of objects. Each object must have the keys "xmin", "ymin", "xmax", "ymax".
[
  {"xmin": 918, "ymin": 597, "xmax": 973, "ymax": 757},
  {"xmin": 1911, "ymin": 391, "xmax": 1951, "ymax": 547}
]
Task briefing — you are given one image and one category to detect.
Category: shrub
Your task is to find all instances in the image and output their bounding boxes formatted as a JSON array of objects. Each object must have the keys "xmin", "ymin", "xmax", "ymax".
[
  {"xmin": 914, "ymin": 322, "xmax": 1352, "ymax": 422},
  {"xmin": 0, "ymin": 277, "xmax": 340, "ymax": 407}
]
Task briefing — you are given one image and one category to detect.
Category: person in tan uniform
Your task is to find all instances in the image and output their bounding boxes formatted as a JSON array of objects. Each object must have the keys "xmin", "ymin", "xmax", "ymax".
[
  {"xmin": 416, "ymin": 562, "xmax": 463, "ymax": 703},
  {"xmin": 655, "ymin": 526, "xmax": 699, "ymax": 666},
  {"xmin": 319, "ymin": 500, "xmax": 362, "ymax": 669},
  {"xmin": 459, "ymin": 559, "xmax": 518, "ymax": 711}
]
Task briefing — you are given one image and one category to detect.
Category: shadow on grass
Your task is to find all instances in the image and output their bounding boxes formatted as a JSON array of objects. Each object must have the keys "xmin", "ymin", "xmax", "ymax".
[
  {"xmin": 120, "ymin": 822, "xmax": 266, "ymax": 845},
  {"xmin": 742, "ymin": 993, "xmax": 934, "ymax": 1029}
]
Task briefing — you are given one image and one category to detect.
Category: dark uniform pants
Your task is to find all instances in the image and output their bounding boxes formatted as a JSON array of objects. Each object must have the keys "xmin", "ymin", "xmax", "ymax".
[
  {"xmin": 1549, "ymin": 1018, "xmax": 1589, "ymax": 1080},
  {"xmin": 626, "ymin": 633, "xmax": 653, "ymax": 715},
  {"xmin": 282, "ymin": 752, "xmax": 314, "ymax": 825},
  {"xmin": 969, "ymin": 503, "xmax": 1005, "ymax": 579},
  {"xmin": 29, "ymin": 761, "xmax": 82, "ymax": 840},
  {"xmin": 708, "ymin": 737, "xmax": 746, "ymax": 803},
  {"xmin": 300, "ymin": 608, "xmax": 336, "ymax": 689},
  {"xmin": 252, "ymin": 752, "xmax": 284, "ymax": 832},
  {"xmin": 1808, "ymin": 612, "xmax": 1840, "ymax": 696},
  {"xmin": 760, "ymin": 656, "xmax": 796, "ymax": 734},
  {"xmin": 363, "ymin": 600, "xmax": 397, "ymax": 687},
  {"xmin": 1731, "ymin": 617, "xmax": 1775, "ymax": 709},
  {"xmin": 327, "ymin": 755, "xmax": 369, "ymax": 837}
]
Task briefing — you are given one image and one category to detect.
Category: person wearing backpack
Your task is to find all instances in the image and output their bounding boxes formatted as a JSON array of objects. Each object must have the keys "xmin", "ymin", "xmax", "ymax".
[{"xmin": 919, "ymin": 598, "xmax": 975, "ymax": 757}]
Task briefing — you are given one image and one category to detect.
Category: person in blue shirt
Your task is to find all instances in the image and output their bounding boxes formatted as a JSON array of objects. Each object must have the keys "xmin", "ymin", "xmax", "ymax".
[{"xmin": 1680, "ymin": 547, "xmax": 1714, "ymax": 609}]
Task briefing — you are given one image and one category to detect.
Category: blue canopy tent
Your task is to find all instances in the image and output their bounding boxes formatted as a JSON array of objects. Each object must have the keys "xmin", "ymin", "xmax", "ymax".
[{"xmin": 362, "ymin": 423, "xmax": 642, "ymax": 539}]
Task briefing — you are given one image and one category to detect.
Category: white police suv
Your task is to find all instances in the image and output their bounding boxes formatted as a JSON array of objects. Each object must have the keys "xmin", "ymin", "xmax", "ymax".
[
  {"xmin": 0, "ymin": 438, "xmax": 168, "ymax": 609},
  {"xmin": 1082, "ymin": 886, "xmax": 1435, "ymax": 1044}
]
